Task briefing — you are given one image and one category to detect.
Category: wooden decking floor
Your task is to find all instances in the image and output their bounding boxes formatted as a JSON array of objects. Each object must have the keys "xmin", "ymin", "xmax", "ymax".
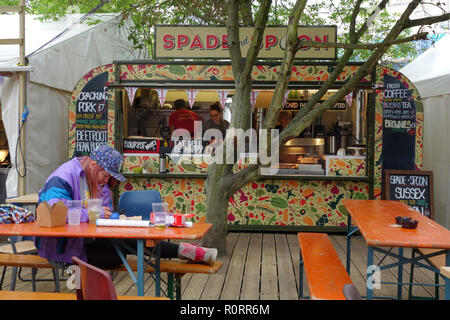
[{"xmin": 0, "ymin": 233, "xmax": 445, "ymax": 300}]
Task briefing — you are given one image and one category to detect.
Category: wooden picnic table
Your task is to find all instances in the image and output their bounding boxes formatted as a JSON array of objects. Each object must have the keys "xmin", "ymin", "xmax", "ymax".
[
  {"xmin": 343, "ymin": 199, "xmax": 450, "ymax": 300},
  {"xmin": 0, "ymin": 221, "xmax": 212, "ymax": 296},
  {"xmin": 5, "ymin": 193, "xmax": 39, "ymax": 205}
]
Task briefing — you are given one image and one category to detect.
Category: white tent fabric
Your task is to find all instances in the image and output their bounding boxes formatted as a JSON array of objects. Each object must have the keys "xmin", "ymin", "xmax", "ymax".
[
  {"xmin": 400, "ymin": 33, "xmax": 450, "ymax": 228},
  {"xmin": 0, "ymin": 14, "xmax": 148, "ymax": 198}
]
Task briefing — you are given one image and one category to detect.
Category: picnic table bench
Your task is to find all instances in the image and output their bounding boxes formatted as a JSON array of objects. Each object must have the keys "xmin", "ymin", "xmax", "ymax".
[{"xmin": 298, "ymin": 232, "xmax": 354, "ymax": 300}]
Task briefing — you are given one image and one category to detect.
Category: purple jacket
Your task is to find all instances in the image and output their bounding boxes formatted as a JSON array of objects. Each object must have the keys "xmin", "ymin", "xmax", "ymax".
[{"xmin": 35, "ymin": 157, "xmax": 112, "ymax": 263}]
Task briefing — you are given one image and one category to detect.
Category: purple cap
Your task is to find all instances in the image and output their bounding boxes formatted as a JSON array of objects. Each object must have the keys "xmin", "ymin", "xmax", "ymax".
[{"xmin": 89, "ymin": 146, "xmax": 125, "ymax": 182}]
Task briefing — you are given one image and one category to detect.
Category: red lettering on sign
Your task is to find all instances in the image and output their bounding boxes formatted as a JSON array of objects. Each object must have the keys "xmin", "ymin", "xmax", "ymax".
[
  {"xmin": 177, "ymin": 35, "xmax": 190, "ymax": 49},
  {"xmin": 190, "ymin": 34, "xmax": 205, "ymax": 50},
  {"xmin": 163, "ymin": 34, "xmax": 175, "ymax": 50},
  {"xmin": 314, "ymin": 35, "xmax": 329, "ymax": 50},
  {"xmin": 206, "ymin": 35, "xmax": 219, "ymax": 49},
  {"xmin": 222, "ymin": 34, "xmax": 229, "ymax": 49},
  {"xmin": 298, "ymin": 35, "xmax": 311, "ymax": 51},
  {"xmin": 265, "ymin": 35, "xmax": 277, "ymax": 50}
]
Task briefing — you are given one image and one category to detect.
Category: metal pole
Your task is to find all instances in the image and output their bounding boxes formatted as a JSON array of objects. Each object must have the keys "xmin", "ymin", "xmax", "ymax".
[{"xmin": 18, "ymin": 0, "xmax": 26, "ymax": 196}]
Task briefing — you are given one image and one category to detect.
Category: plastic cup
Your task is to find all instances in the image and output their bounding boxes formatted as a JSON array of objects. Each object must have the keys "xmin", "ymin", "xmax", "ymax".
[
  {"xmin": 152, "ymin": 202, "xmax": 169, "ymax": 229},
  {"xmin": 67, "ymin": 200, "xmax": 82, "ymax": 225},
  {"xmin": 87, "ymin": 199, "xmax": 103, "ymax": 224}
]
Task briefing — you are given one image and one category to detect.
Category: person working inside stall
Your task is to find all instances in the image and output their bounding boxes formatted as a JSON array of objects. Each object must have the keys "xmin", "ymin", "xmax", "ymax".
[
  {"xmin": 34, "ymin": 145, "xmax": 217, "ymax": 269},
  {"xmin": 275, "ymin": 111, "xmax": 293, "ymax": 132},
  {"xmin": 168, "ymin": 98, "xmax": 202, "ymax": 137},
  {"xmin": 203, "ymin": 102, "xmax": 230, "ymax": 145}
]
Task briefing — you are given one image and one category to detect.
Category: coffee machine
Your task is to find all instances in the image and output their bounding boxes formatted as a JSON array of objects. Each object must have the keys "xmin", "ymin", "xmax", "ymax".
[{"xmin": 337, "ymin": 121, "xmax": 352, "ymax": 151}]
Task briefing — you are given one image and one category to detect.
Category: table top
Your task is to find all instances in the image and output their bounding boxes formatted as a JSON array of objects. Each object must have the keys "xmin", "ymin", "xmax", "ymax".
[
  {"xmin": 343, "ymin": 199, "xmax": 450, "ymax": 249},
  {"xmin": 0, "ymin": 221, "xmax": 212, "ymax": 240},
  {"xmin": 5, "ymin": 193, "xmax": 39, "ymax": 204}
]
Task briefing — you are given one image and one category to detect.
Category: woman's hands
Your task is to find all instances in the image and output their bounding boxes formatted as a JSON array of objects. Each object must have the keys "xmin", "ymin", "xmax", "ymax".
[{"xmin": 103, "ymin": 206, "xmax": 112, "ymax": 219}]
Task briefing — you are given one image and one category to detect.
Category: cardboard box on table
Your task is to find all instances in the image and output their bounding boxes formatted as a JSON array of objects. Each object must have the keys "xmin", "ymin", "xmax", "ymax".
[{"xmin": 36, "ymin": 201, "xmax": 67, "ymax": 227}]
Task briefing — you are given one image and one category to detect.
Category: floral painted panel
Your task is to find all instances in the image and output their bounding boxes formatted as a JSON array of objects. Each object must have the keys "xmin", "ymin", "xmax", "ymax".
[
  {"xmin": 326, "ymin": 156, "xmax": 366, "ymax": 176},
  {"xmin": 119, "ymin": 177, "xmax": 208, "ymax": 223},
  {"xmin": 119, "ymin": 64, "xmax": 371, "ymax": 83},
  {"xmin": 374, "ymin": 66, "xmax": 424, "ymax": 199},
  {"xmin": 122, "ymin": 154, "xmax": 256, "ymax": 174},
  {"xmin": 123, "ymin": 154, "xmax": 209, "ymax": 174},
  {"xmin": 118, "ymin": 177, "xmax": 369, "ymax": 227}
]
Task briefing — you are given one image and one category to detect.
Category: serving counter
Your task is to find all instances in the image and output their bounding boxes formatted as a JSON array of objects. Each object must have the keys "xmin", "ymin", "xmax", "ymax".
[{"xmin": 119, "ymin": 152, "xmax": 369, "ymax": 232}]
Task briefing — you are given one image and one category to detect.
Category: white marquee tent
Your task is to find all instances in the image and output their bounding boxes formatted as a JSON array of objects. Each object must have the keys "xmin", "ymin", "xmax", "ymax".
[
  {"xmin": 400, "ymin": 33, "xmax": 450, "ymax": 228},
  {"xmin": 0, "ymin": 14, "xmax": 147, "ymax": 198}
]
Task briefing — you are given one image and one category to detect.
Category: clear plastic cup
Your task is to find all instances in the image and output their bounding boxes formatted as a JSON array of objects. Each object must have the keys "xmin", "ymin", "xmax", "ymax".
[
  {"xmin": 67, "ymin": 200, "xmax": 82, "ymax": 225},
  {"xmin": 87, "ymin": 199, "xmax": 103, "ymax": 223},
  {"xmin": 152, "ymin": 202, "xmax": 169, "ymax": 229}
]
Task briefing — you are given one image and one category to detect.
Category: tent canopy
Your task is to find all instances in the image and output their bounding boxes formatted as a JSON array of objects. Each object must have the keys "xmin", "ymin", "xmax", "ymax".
[
  {"xmin": 400, "ymin": 33, "xmax": 450, "ymax": 98},
  {"xmin": 400, "ymin": 33, "xmax": 450, "ymax": 228},
  {"xmin": 0, "ymin": 14, "xmax": 147, "ymax": 197}
]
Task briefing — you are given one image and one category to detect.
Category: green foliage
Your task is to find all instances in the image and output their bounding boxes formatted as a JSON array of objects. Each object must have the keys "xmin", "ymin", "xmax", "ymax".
[{"xmin": 1, "ymin": 0, "xmax": 441, "ymax": 67}]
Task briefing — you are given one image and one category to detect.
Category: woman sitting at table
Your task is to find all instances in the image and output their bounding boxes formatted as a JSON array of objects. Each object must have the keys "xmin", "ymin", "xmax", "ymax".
[{"xmin": 35, "ymin": 145, "xmax": 217, "ymax": 269}]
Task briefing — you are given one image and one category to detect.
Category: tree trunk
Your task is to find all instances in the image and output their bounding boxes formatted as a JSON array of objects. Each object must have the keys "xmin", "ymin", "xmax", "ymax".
[{"xmin": 201, "ymin": 163, "xmax": 231, "ymax": 256}]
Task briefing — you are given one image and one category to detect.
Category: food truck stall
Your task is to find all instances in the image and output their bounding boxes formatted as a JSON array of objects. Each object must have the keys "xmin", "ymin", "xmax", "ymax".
[{"xmin": 67, "ymin": 28, "xmax": 423, "ymax": 232}]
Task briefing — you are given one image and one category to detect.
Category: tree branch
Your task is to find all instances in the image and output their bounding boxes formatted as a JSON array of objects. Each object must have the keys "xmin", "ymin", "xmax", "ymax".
[
  {"xmin": 264, "ymin": 0, "xmax": 307, "ymax": 130},
  {"xmin": 287, "ymin": 0, "xmax": 424, "ymax": 140},
  {"xmin": 407, "ymin": 12, "xmax": 450, "ymax": 28},
  {"xmin": 224, "ymin": 164, "xmax": 261, "ymax": 195},
  {"xmin": 349, "ymin": 0, "xmax": 364, "ymax": 42},
  {"xmin": 226, "ymin": 0, "xmax": 243, "ymax": 78},
  {"xmin": 239, "ymin": 0, "xmax": 254, "ymax": 25},
  {"xmin": 242, "ymin": 0, "xmax": 272, "ymax": 78}
]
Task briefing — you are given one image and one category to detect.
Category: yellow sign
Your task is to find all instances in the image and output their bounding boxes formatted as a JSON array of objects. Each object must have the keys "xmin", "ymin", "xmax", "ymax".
[{"xmin": 155, "ymin": 26, "xmax": 337, "ymax": 59}]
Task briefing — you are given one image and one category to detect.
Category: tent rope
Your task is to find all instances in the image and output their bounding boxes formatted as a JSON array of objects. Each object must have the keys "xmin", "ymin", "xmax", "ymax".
[{"xmin": 26, "ymin": 0, "xmax": 112, "ymax": 59}]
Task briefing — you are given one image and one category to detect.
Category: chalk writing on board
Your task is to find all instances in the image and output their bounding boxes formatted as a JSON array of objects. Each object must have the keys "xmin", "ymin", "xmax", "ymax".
[
  {"xmin": 74, "ymin": 72, "xmax": 109, "ymax": 156},
  {"xmin": 382, "ymin": 75, "xmax": 416, "ymax": 171},
  {"xmin": 384, "ymin": 170, "xmax": 433, "ymax": 219},
  {"xmin": 123, "ymin": 138, "xmax": 160, "ymax": 153}
]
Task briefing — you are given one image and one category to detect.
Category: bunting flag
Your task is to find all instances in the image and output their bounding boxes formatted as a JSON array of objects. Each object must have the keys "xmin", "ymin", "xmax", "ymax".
[
  {"xmin": 250, "ymin": 90, "xmax": 260, "ymax": 109},
  {"xmin": 282, "ymin": 90, "xmax": 290, "ymax": 106},
  {"xmin": 345, "ymin": 91, "xmax": 354, "ymax": 107},
  {"xmin": 157, "ymin": 88, "xmax": 168, "ymax": 107},
  {"xmin": 125, "ymin": 87, "xmax": 138, "ymax": 105},
  {"xmin": 216, "ymin": 90, "xmax": 229, "ymax": 109},
  {"xmin": 186, "ymin": 89, "xmax": 199, "ymax": 108}
]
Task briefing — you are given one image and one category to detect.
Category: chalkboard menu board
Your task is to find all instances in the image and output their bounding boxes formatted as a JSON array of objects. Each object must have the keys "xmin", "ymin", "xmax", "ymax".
[
  {"xmin": 382, "ymin": 75, "xmax": 416, "ymax": 170},
  {"xmin": 74, "ymin": 72, "xmax": 109, "ymax": 157},
  {"xmin": 384, "ymin": 170, "xmax": 434, "ymax": 219},
  {"xmin": 284, "ymin": 99, "xmax": 347, "ymax": 111}
]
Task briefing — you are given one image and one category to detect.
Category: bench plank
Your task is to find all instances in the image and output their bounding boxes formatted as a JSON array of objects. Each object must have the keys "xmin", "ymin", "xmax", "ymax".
[
  {"xmin": 417, "ymin": 248, "xmax": 446, "ymax": 269},
  {"xmin": 441, "ymin": 267, "xmax": 450, "ymax": 278},
  {"xmin": 0, "ymin": 253, "xmax": 222, "ymax": 275},
  {"xmin": 111, "ymin": 259, "xmax": 222, "ymax": 275},
  {"xmin": 0, "ymin": 290, "xmax": 169, "ymax": 300},
  {"xmin": 0, "ymin": 253, "xmax": 56, "ymax": 269},
  {"xmin": 298, "ymin": 233, "xmax": 353, "ymax": 300}
]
